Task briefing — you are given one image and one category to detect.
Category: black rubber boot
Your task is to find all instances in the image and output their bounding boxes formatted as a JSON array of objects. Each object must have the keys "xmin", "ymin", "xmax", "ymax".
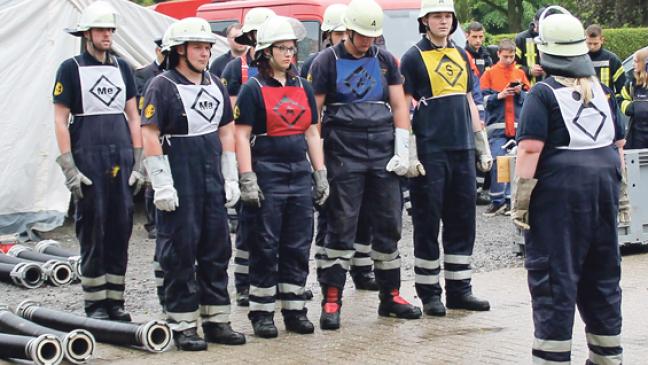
[
  {"xmin": 173, "ymin": 328, "xmax": 207, "ymax": 351},
  {"xmin": 106, "ymin": 302, "xmax": 132, "ymax": 322},
  {"xmin": 446, "ymin": 293, "xmax": 490, "ymax": 311},
  {"xmin": 251, "ymin": 316, "xmax": 278, "ymax": 339},
  {"xmin": 320, "ymin": 286, "xmax": 342, "ymax": 330},
  {"xmin": 85, "ymin": 300, "xmax": 110, "ymax": 321},
  {"xmin": 236, "ymin": 288, "xmax": 250, "ymax": 307},
  {"xmin": 423, "ymin": 296, "xmax": 446, "ymax": 317},
  {"xmin": 351, "ymin": 271, "xmax": 379, "ymax": 291},
  {"xmin": 378, "ymin": 289, "xmax": 422, "ymax": 319},
  {"xmin": 203, "ymin": 322, "xmax": 246, "ymax": 345},
  {"xmin": 284, "ymin": 312, "xmax": 314, "ymax": 334},
  {"xmin": 304, "ymin": 288, "xmax": 314, "ymax": 301}
]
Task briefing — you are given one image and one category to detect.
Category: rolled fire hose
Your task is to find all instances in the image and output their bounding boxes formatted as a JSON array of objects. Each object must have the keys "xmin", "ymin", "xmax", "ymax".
[
  {"xmin": 35, "ymin": 240, "xmax": 82, "ymax": 278},
  {"xmin": 0, "ymin": 307, "xmax": 95, "ymax": 364},
  {"xmin": 0, "ymin": 332, "xmax": 63, "ymax": 365},
  {"xmin": 17, "ymin": 301, "xmax": 172, "ymax": 353},
  {"xmin": 6, "ymin": 245, "xmax": 74, "ymax": 287},
  {"xmin": 0, "ymin": 262, "xmax": 45, "ymax": 289}
]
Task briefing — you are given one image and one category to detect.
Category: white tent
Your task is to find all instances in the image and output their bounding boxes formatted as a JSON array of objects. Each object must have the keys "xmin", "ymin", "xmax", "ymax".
[{"xmin": 0, "ymin": 0, "xmax": 227, "ymax": 238}]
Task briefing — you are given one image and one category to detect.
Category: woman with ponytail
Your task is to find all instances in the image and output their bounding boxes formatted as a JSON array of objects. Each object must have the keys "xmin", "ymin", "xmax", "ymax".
[{"xmin": 511, "ymin": 7, "xmax": 626, "ymax": 365}]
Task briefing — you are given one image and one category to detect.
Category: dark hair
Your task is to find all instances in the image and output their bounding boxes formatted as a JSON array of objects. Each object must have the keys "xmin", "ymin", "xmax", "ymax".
[
  {"xmin": 498, "ymin": 39, "xmax": 516, "ymax": 52},
  {"xmin": 585, "ymin": 24, "xmax": 603, "ymax": 38},
  {"xmin": 225, "ymin": 22, "xmax": 243, "ymax": 37},
  {"xmin": 168, "ymin": 47, "xmax": 181, "ymax": 69},
  {"xmin": 256, "ymin": 43, "xmax": 298, "ymax": 80},
  {"xmin": 465, "ymin": 21, "xmax": 484, "ymax": 34}
]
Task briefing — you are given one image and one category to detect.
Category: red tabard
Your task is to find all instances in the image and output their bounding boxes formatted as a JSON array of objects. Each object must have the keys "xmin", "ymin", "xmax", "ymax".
[{"xmin": 261, "ymin": 85, "xmax": 312, "ymax": 137}]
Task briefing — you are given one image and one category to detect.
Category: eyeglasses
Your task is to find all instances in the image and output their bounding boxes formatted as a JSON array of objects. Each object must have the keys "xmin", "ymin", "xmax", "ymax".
[{"xmin": 273, "ymin": 45, "xmax": 297, "ymax": 55}]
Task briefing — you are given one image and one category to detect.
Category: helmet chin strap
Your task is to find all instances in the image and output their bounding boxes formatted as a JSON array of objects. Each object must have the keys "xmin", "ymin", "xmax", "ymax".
[{"xmin": 348, "ymin": 31, "xmax": 364, "ymax": 55}]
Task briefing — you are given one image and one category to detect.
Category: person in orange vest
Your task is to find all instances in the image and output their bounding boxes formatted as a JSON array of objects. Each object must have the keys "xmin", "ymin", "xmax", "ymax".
[
  {"xmin": 464, "ymin": 22, "xmax": 492, "ymax": 78},
  {"xmin": 480, "ymin": 39, "xmax": 530, "ymax": 216}
]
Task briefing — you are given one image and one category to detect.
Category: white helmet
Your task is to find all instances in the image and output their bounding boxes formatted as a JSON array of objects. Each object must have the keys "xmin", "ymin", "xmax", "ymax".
[
  {"xmin": 66, "ymin": 1, "xmax": 118, "ymax": 37},
  {"xmin": 160, "ymin": 23, "xmax": 177, "ymax": 53},
  {"xmin": 256, "ymin": 16, "xmax": 306, "ymax": 52},
  {"xmin": 241, "ymin": 8, "xmax": 276, "ymax": 34},
  {"xmin": 321, "ymin": 4, "xmax": 347, "ymax": 32},
  {"xmin": 168, "ymin": 17, "xmax": 218, "ymax": 46},
  {"xmin": 535, "ymin": 6, "xmax": 588, "ymax": 57},
  {"xmin": 418, "ymin": 0, "xmax": 458, "ymax": 34},
  {"xmin": 343, "ymin": 0, "xmax": 383, "ymax": 38}
]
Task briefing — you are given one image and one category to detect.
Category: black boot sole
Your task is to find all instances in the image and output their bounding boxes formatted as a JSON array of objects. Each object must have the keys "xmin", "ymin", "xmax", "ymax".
[
  {"xmin": 377, "ymin": 308, "xmax": 423, "ymax": 319},
  {"xmin": 319, "ymin": 314, "xmax": 340, "ymax": 330}
]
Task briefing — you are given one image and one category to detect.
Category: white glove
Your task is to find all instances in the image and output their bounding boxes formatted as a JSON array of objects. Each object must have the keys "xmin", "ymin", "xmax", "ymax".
[
  {"xmin": 221, "ymin": 151, "xmax": 240, "ymax": 208},
  {"xmin": 143, "ymin": 155, "xmax": 179, "ymax": 212},
  {"xmin": 406, "ymin": 133, "xmax": 426, "ymax": 178},
  {"xmin": 386, "ymin": 128, "xmax": 410, "ymax": 176},
  {"xmin": 56, "ymin": 152, "xmax": 93, "ymax": 200},
  {"xmin": 474, "ymin": 129, "xmax": 493, "ymax": 172},
  {"xmin": 313, "ymin": 169, "xmax": 329, "ymax": 206},
  {"xmin": 128, "ymin": 148, "xmax": 146, "ymax": 196}
]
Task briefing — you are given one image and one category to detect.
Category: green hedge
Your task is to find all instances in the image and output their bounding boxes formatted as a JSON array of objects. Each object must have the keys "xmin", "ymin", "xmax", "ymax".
[{"xmin": 487, "ymin": 27, "xmax": 648, "ymax": 60}]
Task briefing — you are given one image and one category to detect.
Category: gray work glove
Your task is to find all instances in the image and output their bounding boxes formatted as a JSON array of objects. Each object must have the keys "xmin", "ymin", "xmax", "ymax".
[
  {"xmin": 221, "ymin": 152, "xmax": 240, "ymax": 208},
  {"xmin": 386, "ymin": 128, "xmax": 410, "ymax": 176},
  {"xmin": 143, "ymin": 155, "xmax": 179, "ymax": 212},
  {"xmin": 406, "ymin": 133, "xmax": 426, "ymax": 178},
  {"xmin": 313, "ymin": 169, "xmax": 329, "ymax": 206},
  {"xmin": 619, "ymin": 169, "xmax": 631, "ymax": 225},
  {"xmin": 474, "ymin": 129, "xmax": 493, "ymax": 172},
  {"xmin": 56, "ymin": 152, "xmax": 93, "ymax": 200},
  {"xmin": 511, "ymin": 177, "xmax": 537, "ymax": 231},
  {"xmin": 128, "ymin": 148, "xmax": 146, "ymax": 196},
  {"xmin": 240, "ymin": 171, "xmax": 264, "ymax": 207}
]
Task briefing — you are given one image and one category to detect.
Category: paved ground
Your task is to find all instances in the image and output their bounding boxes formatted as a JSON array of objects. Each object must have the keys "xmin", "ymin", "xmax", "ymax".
[{"xmin": 1, "ymin": 206, "xmax": 647, "ymax": 364}]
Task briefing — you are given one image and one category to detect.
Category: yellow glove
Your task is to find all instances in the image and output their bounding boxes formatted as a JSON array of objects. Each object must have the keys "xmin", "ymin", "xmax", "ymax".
[{"xmin": 511, "ymin": 177, "xmax": 537, "ymax": 230}]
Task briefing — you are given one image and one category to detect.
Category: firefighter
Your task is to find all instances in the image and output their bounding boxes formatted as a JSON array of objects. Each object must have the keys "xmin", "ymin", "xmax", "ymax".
[
  {"xmin": 141, "ymin": 17, "xmax": 245, "ymax": 351},
  {"xmin": 311, "ymin": 0, "xmax": 422, "ymax": 330},
  {"xmin": 620, "ymin": 47, "xmax": 648, "ymax": 149},
  {"xmin": 464, "ymin": 21, "xmax": 492, "ymax": 78},
  {"xmin": 515, "ymin": 7, "xmax": 546, "ymax": 86},
  {"xmin": 512, "ymin": 7, "xmax": 625, "ymax": 364},
  {"xmin": 220, "ymin": 7, "xmax": 275, "ymax": 307},
  {"xmin": 135, "ymin": 28, "xmax": 175, "ymax": 312},
  {"xmin": 586, "ymin": 24, "xmax": 626, "ymax": 97},
  {"xmin": 53, "ymin": 1, "xmax": 145, "ymax": 322},
  {"xmin": 135, "ymin": 37, "xmax": 166, "ymax": 242},
  {"xmin": 209, "ymin": 23, "xmax": 246, "ymax": 78},
  {"xmin": 480, "ymin": 39, "xmax": 530, "ymax": 216},
  {"xmin": 299, "ymin": 4, "xmax": 347, "ymax": 78},
  {"xmin": 400, "ymin": 0, "xmax": 492, "ymax": 317},
  {"xmin": 234, "ymin": 15, "xmax": 328, "ymax": 338},
  {"xmin": 302, "ymin": 3, "xmax": 379, "ymax": 291}
]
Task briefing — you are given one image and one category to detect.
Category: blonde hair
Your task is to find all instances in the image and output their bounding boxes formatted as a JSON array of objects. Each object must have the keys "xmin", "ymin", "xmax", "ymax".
[
  {"xmin": 634, "ymin": 48, "xmax": 648, "ymax": 88},
  {"xmin": 554, "ymin": 76, "xmax": 595, "ymax": 105}
]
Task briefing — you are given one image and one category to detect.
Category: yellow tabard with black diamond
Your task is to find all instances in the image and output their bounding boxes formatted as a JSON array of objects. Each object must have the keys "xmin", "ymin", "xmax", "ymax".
[{"xmin": 419, "ymin": 47, "xmax": 468, "ymax": 98}]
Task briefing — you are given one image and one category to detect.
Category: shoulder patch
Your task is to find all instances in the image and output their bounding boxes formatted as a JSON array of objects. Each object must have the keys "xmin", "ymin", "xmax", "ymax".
[
  {"xmin": 144, "ymin": 104, "xmax": 155, "ymax": 119},
  {"xmin": 54, "ymin": 82, "xmax": 64, "ymax": 96},
  {"xmin": 307, "ymin": 73, "xmax": 313, "ymax": 83},
  {"xmin": 138, "ymin": 96, "xmax": 144, "ymax": 111},
  {"xmin": 233, "ymin": 105, "xmax": 240, "ymax": 120},
  {"xmin": 221, "ymin": 78, "xmax": 228, "ymax": 86}
]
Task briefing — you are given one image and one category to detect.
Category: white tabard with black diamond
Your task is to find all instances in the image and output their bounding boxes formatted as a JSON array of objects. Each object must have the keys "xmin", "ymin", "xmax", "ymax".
[
  {"xmin": 173, "ymin": 74, "xmax": 224, "ymax": 136},
  {"xmin": 76, "ymin": 58, "xmax": 126, "ymax": 116},
  {"xmin": 543, "ymin": 80, "xmax": 615, "ymax": 150}
]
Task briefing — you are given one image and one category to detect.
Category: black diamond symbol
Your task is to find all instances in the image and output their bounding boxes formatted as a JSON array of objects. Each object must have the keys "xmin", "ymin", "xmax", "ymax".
[
  {"xmin": 191, "ymin": 88, "xmax": 221, "ymax": 122},
  {"xmin": 572, "ymin": 103, "xmax": 607, "ymax": 141},
  {"xmin": 434, "ymin": 55, "xmax": 463, "ymax": 87},
  {"xmin": 344, "ymin": 66, "xmax": 376, "ymax": 98},
  {"xmin": 273, "ymin": 96, "xmax": 306, "ymax": 126},
  {"xmin": 89, "ymin": 75, "xmax": 122, "ymax": 107}
]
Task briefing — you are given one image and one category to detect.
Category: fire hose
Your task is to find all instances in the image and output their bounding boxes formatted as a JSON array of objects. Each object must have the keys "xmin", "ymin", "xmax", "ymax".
[
  {"xmin": 0, "ymin": 332, "xmax": 63, "ymax": 365},
  {"xmin": 0, "ymin": 261, "xmax": 45, "ymax": 289},
  {"xmin": 6, "ymin": 245, "xmax": 74, "ymax": 286},
  {"xmin": 16, "ymin": 301, "xmax": 172, "ymax": 353},
  {"xmin": 0, "ymin": 307, "xmax": 95, "ymax": 364},
  {"xmin": 35, "ymin": 240, "xmax": 82, "ymax": 279}
]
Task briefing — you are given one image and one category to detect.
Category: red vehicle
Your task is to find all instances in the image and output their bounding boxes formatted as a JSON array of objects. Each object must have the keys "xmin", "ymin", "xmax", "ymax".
[
  {"xmin": 150, "ymin": 0, "xmax": 213, "ymax": 19},
  {"xmin": 196, "ymin": 0, "xmax": 466, "ymax": 64}
]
